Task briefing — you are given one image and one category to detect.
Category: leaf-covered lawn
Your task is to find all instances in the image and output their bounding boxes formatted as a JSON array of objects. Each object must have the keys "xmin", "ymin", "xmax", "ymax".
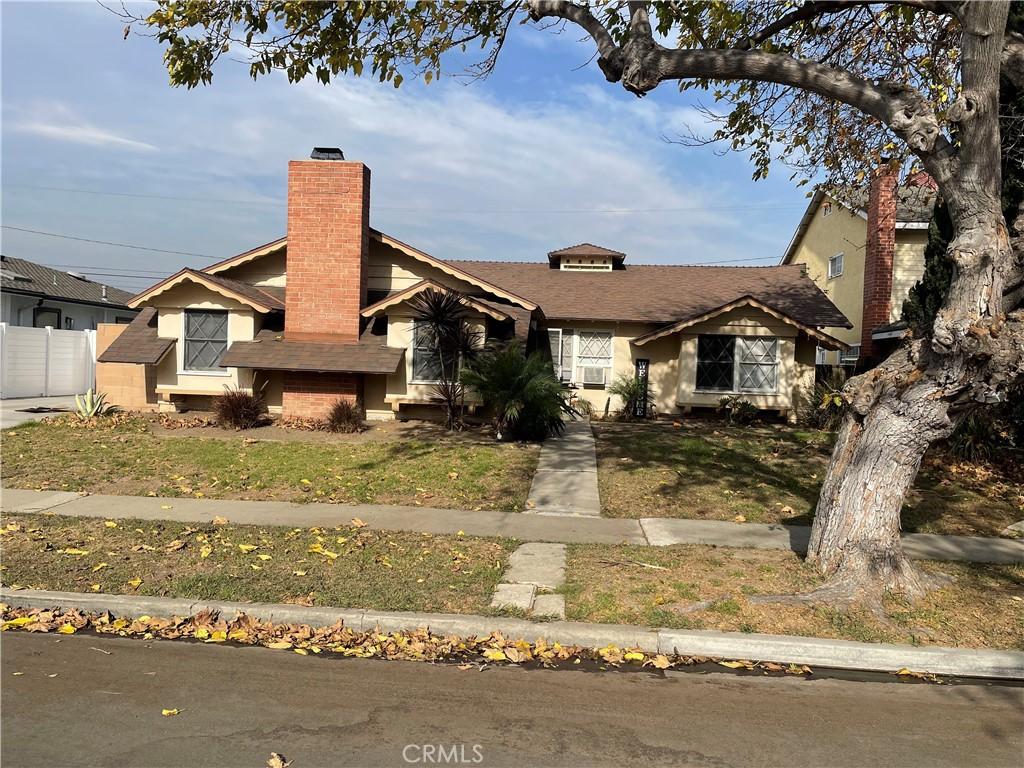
[
  {"xmin": 1, "ymin": 417, "xmax": 538, "ymax": 512},
  {"xmin": 1, "ymin": 513, "xmax": 513, "ymax": 614},
  {"xmin": 562, "ymin": 543, "xmax": 1024, "ymax": 650},
  {"xmin": 594, "ymin": 421, "xmax": 1023, "ymax": 537}
]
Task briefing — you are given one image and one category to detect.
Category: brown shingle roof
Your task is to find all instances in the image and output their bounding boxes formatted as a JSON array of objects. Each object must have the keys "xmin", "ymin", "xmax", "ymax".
[
  {"xmin": 446, "ymin": 261, "xmax": 850, "ymax": 328},
  {"xmin": 97, "ymin": 308, "xmax": 175, "ymax": 364},
  {"xmin": 195, "ymin": 272, "xmax": 285, "ymax": 311},
  {"xmin": 220, "ymin": 330, "xmax": 404, "ymax": 374}
]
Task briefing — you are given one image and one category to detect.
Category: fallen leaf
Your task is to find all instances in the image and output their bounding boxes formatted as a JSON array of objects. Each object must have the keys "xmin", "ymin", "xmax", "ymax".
[
  {"xmin": 293, "ymin": 648, "xmax": 308, "ymax": 655},
  {"xmin": 89, "ymin": 584, "xmax": 101, "ymax": 592},
  {"xmin": 56, "ymin": 624, "xmax": 77, "ymax": 634},
  {"xmin": 648, "ymin": 654, "xmax": 672, "ymax": 670},
  {"xmin": 717, "ymin": 660, "xmax": 749, "ymax": 669},
  {"xmin": 92, "ymin": 562, "xmax": 109, "ymax": 572},
  {"xmin": 103, "ymin": 521, "xmax": 118, "ymax": 528},
  {"xmin": 257, "ymin": 554, "xmax": 272, "ymax": 561},
  {"xmin": 161, "ymin": 708, "xmax": 182, "ymax": 717},
  {"xmin": 266, "ymin": 641, "xmax": 293, "ymax": 650},
  {"xmin": 266, "ymin": 753, "xmax": 292, "ymax": 768},
  {"xmin": 350, "ymin": 518, "xmax": 367, "ymax": 528},
  {"xmin": 482, "ymin": 649, "xmax": 507, "ymax": 662},
  {"xmin": 127, "ymin": 578, "xmax": 143, "ymax": 590},
  {"xmin": 238, "ymin": 544, "xmax": 258, "ymax": 553},
  {"xmin": 199, "ymin": 545, "xmax": 213, "ymax": 559},
  {"xmin": 292, "ymin": 570, "xmax": 307, "ymax": 577},
  {"xmin": 624, "ymin": 651, "xmax": 645, "ymax": 662},
  {"xmin": 160, "ymin": 505, "xmax": 173, "ymax": 510},
  {"xmin": 733, "ymin": 515, "xmax": 747, "ymax": 523},
  {"xmin": 212, "ymin": 516, "xmax": 229, "ymax": 526},
  {"xmin": 59, "ymin": 548, "xmax": 89, "ymax": 556}
]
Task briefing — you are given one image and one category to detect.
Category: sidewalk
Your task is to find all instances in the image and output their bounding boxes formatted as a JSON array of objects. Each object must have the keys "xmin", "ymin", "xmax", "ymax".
[
  {"xmin": 4, "ymin": 487, "xmax": 1022, "ymax": 564},
  {"xmin": 0, "ymin": 396, "xmax": 77, "ymax": 429},
  {"xmin": 524, "ymin": 419, "xmax": 601, "ymax": 516}
]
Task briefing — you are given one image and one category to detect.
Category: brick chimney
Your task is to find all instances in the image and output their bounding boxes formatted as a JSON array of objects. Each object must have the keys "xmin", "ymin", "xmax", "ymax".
[
  {"xmin": 860, "ymin": 166, "xmax": 898, "ymax": 363},
  {"xmin": 285, "ymin": 148, "xmax": 369, "ymax": 342}
]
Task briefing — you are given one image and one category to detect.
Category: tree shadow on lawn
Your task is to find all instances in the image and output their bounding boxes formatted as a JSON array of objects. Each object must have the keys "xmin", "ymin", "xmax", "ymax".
[{"xmin": 595, "ymin": 422, "xmax": 832, "ymax": 521}]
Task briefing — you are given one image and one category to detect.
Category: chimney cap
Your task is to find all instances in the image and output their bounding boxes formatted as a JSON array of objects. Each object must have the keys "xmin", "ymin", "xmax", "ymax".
[{"xmin": 310, "ymin": 147, "xmax": 345, "ymax": 160}]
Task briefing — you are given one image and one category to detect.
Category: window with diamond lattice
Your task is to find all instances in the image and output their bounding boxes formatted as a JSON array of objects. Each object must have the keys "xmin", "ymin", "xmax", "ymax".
[
  {"xmin": 736, "ymin": 337, "xmax": 778, "ymax": 393},
  {"xmin": 183, "ymin": 310, "xmax": 228, "ymax": 371},
  {"xmin": 696, "ymin": 335, "xmax": 735, "ymax": 391},
  {"xmin": 576, "ymin": 331, "xmax": 612, "ymax": 367}
]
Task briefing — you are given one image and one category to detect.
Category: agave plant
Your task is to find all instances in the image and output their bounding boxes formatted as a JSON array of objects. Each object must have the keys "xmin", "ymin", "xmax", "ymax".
[{"xmin": 74, "ymin": 389, "xmax": 112, "ymax": 420}]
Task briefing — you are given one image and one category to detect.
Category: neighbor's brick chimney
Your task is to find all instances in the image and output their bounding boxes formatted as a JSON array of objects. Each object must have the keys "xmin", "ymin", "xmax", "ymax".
[
  {"xmin": 285, "ymin": 148, "xmax": 369, "ymax": 342},
  {"xmin": 860, "ymin": 165, "xmax": 898, "ymax": 363}
]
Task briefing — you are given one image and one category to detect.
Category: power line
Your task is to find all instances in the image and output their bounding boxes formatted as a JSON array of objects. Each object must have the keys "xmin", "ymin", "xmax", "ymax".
[
  {"xmin": 1, "ymin": 225, "xmax": 215, "ymax": 260},
  {"xmin": 7, "ymin": 183, "xmax": 806, "ymax": 215}
]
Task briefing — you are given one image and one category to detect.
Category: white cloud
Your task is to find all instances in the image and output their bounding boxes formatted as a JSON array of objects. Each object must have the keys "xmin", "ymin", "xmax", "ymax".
[{"xmin": 12, "ymin": 102, "xmax": 157, "ymax": 152}]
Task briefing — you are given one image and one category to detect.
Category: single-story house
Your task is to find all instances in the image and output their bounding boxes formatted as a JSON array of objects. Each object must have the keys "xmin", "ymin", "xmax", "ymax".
[
  {"xmin": 97, "ymin": 148, "xmax": 851, "ymax": 422},
  {"xmin": 1, "ymin": 255, "xmax": 137, "ymax": 329}
]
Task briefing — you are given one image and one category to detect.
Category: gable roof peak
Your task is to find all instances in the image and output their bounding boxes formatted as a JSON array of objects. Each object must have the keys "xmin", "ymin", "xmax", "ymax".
[{"xmin": 547, "ymin": 242, "xmax": 626, "ymax": 258}]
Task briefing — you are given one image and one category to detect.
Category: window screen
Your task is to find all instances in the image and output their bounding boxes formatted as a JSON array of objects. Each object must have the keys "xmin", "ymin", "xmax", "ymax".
[
  {"xmin": 576, "ymin": 331, "xmax": 612, "ymax": 367},
  {"xmin": 736, "ymin": 337, "xmax": 778, "ymax": 393},
  {"xmin": 547, "ymin": 328, "xmax": 574, "ymax": 381},
  {"xmin": 183, "ymin": 310, "xmax": 228, "ymax": 371}
]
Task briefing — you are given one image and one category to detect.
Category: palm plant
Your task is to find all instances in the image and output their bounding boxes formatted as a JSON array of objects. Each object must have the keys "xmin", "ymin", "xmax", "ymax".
[
  {"xmin": 607, "ymin": 374, "xmax": 655, "ymax": 421},
  {"xmin": 460, "ymin": 342, "xmax": 576, "ymax": 441},
  {"xmin": 407, "ymin": 288, "xmax": 481, "ymax": 430}
]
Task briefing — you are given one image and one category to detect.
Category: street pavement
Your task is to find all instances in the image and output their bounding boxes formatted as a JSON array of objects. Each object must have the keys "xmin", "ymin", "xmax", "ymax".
[{"xmin": 3, "ymin": 632, "xmax": 1022, "ymax": 768}]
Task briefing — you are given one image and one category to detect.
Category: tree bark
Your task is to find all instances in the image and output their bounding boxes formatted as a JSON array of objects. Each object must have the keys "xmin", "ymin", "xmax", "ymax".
[{"xmin": 526, "ymin": 0, "xmax": 1023, "ymax": 601}]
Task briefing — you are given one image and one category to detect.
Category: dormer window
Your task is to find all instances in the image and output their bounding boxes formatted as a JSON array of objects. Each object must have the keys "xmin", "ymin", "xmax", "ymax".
[{"xmin": 547, "ymin": 243, "xmax": 626, "ymax": 270}]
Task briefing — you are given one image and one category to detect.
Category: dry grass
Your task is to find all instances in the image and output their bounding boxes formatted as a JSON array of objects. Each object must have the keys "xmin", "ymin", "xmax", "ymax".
[
  {"xmin": 0, "ymin": 513, "xmax": 513, "ymax": 614},
  {"xmin": 594, "ymin": 420, "xmax": 1023, "ymax": 537},
  {"xmin": 2, "ymin": 416, "xmax": 538, "ymax": 512},
  {"xmin": 562, "ymin": 543, "xmax": 1024, "ymax": 650}
]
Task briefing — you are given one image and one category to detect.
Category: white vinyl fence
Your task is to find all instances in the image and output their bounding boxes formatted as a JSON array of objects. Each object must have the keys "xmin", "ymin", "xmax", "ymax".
[{"xmin": 0, "ymin": 323, "xmax": 96, "ymax": 398}]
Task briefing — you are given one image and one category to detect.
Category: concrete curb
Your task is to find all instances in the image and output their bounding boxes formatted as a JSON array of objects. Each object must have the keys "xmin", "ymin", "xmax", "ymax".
[{"xmin": 3, "ymin": 588, "xmax": 1022, "ymax": 680}]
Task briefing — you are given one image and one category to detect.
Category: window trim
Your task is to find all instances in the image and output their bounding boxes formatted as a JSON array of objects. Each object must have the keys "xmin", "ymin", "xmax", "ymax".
[
  {"xmin": 179, "ymin": 309, "xmax": 231, "ymax": 376},
  {"xmin": 32, "ymin": 306, "xmax": 62, "ymax": 329},
  {"xmin": 574, "ymin": 328, "xmax": 614, "ymax": 388},
  {"xmin": 694, "ymin": 334, "xmax": 779, "ymax": 395},
  {"xmin": 827, "ymin": 252, "xmax": 844, "ymax": 279},
  {"xmin": 839, "ymin": 344, "xmax": 861, "ymax": 365}
]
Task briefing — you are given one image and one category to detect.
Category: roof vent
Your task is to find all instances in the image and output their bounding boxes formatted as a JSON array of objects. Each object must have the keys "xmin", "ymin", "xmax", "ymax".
[
  {"xmin": 68, "ymin": 271, "xmax": 89, "ymax": 281},
  {"xmin": 310, "ymin": 147, "xmax": 345, "ymax": 161}
]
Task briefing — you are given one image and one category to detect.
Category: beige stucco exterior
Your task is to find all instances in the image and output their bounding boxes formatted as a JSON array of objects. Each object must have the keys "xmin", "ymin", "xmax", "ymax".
[
  {"xmin": 109, "ymin": 234, "xmax": 823, "ymax": 422},
  {"xmin": 785, "ymin": 194, "xmax": 927, "ymax": 365}
]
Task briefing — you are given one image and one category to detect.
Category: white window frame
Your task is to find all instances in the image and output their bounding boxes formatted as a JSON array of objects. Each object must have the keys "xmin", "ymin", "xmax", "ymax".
[
  {"xmin": 575, "ymin": 329, "xmax": 613, "ymax": 387},
  {"xmin": 547, "ymin": 327, "xmax": 574, "ymax": 383},
  {"xmin": 410, "ymin": 319, "xmax": 444, "ymax": 385},
  {"xmin": 827, "ymin": 252, "xmax": 844, "ymax": 279},
  {"xmin": 694, "ymin": 334, "xmax": 779, "ymax": 395},
  {"xmin": 815, "ymin": 346, "xmax": 828, "ymax": 365},
  {"xmin": 840, "ymin": 344, "xmax": 861, "ymax": 365},
  {"xmin": 179, "ymin": 309, "xmax": 231, "ymax": 376}
]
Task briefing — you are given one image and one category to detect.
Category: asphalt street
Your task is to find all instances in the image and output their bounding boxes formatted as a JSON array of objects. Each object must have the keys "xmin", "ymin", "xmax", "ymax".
[{"xmin": 2, "ymin": 632, "xmax": 1022, "ymax": 768}]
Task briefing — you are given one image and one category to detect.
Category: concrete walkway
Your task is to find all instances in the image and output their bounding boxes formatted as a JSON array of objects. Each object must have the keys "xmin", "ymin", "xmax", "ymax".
[
  {"xmin": 490, "ymin": 542, "xmax": 567, "ymax": 618},
  {"xmin": 0, "ymin": 396, "xmax": 77, "ymax": 429},
  {"xmin": 524, "ymin": 419, "xmax": 601, "ymax": 516},
  {"xmin": 3, "ymin": 487, "xmax": 1022, "ymax": 564}
]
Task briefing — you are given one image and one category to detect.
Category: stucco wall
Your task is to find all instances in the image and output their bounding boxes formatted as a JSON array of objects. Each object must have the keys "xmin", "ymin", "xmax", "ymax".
[
  {"xmin": 787, "ymin": 196, "xmax": 865, "ymax": 357},
  {"xmin": 151, "ymin": 282, "xmax": 257, "ymax": 402},
  {"xmin": 1, "ymin": 293, "xmax": 135, "ymax": 330},
  {"xmin": 216, "ymin": 249, "xmax": 287, "ymax": 287},
  {"xmin": 891, "ymin": 230, "xmax": 929, "ymax": 322}
]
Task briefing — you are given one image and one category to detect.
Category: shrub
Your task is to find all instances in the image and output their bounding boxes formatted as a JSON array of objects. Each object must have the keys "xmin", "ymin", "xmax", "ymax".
[
  {"xmin": 948, "ymin": 411, "xmax": 1006, "ymax": 461},
  {"xmin": 607, "ymin": 374, "xmax": 655, "ymax": 421},
  {"xmin": 810, "ymin": 368, "xmax": 849, "ymax": 430},
  {"xmin": 460, "ymin": 342, "xmax": 576, "ymax": 441},
  {"xmin": 327, "ymin": 398, "xmax": 364, "ymax": 433},
  {"xmin": 213, "ymin": 387, "xmax": 266, "ymax": 430},
  {"xmin": 717, "ymin": 396, "xmax": 758, "ymax": 425}
]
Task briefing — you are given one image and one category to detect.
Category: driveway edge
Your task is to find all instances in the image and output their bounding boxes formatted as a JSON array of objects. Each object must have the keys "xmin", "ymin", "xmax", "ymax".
[{"xmin": 3, "ymin": 588, "xmax": 1021, "ymax": 680}]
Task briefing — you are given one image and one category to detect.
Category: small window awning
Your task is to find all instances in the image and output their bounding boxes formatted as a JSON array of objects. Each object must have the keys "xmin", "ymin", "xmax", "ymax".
[{"xmin": 219, "ymin": 330, "xmax": 404, "ymax": 374}]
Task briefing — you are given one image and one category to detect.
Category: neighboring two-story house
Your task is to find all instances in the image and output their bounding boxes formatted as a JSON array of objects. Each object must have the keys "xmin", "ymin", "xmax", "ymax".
[
  {"xmin": 780, "ymin": 170, "xmax": 937, "ymax": 368},
  {"xmin": 97, "ymin": 148, "xmax": 851, "ymax": 422}
]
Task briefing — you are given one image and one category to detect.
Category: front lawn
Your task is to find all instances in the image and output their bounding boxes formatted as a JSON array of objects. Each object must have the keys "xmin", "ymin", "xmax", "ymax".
[
  {"xmin": 0, "ymin": 513, "xmax": 513, "ymax": 614},
  {"xmin": 562, "ymin": 543, "xmax": 1024, "ymax": 650},
  {"xmin": 1, "ymin": 416, "xmax": 538, "ymax": 512},
  {"xmin": 594, "ymin": 421, "xmax": 1023, "ymax": 537}
]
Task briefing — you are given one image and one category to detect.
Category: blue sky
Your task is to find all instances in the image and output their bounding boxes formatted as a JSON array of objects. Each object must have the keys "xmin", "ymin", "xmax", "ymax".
[{"xmin": 2, "ymin": 2, "xmax": 813, "ymax": 293}]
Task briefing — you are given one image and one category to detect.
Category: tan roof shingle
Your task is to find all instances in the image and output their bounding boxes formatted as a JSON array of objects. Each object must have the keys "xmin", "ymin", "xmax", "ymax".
[
  {"xmin": 220, "ymin": 330, "xmax": 404, "ymax": 374},
  {"xmin": 97, "ymin": 308, "xmax": 175, "ymax": 364}
]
